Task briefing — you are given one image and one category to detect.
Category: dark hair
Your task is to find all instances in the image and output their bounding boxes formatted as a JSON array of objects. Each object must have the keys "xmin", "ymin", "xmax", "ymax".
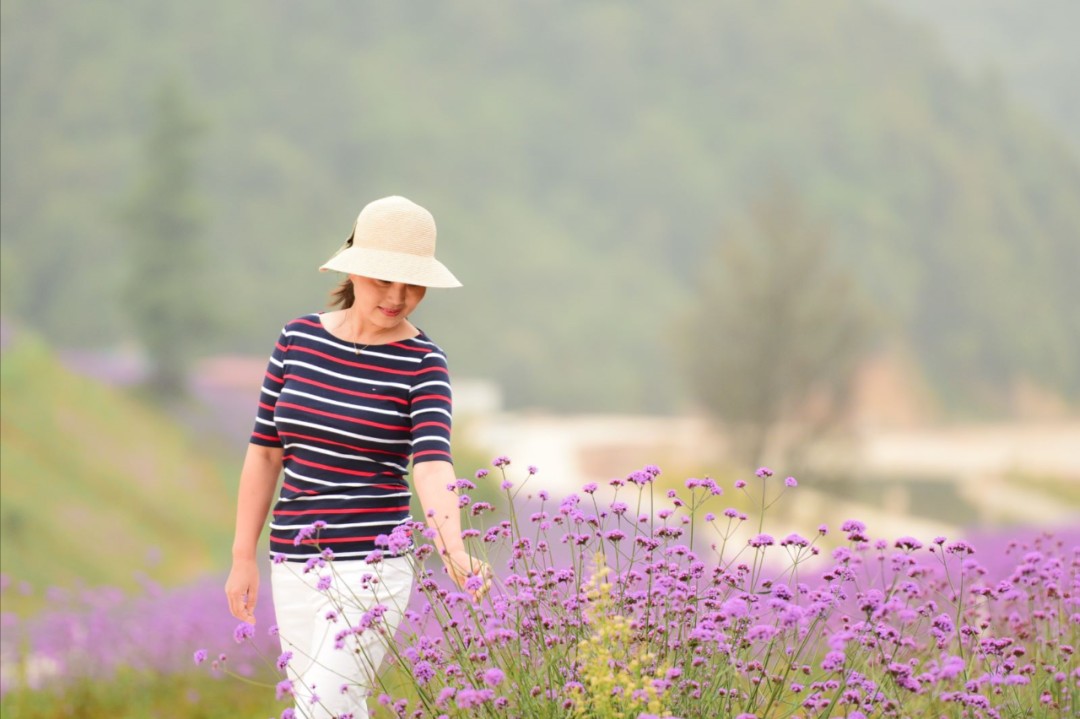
[{"xmin": 329, "ymin": 277, "xmax": 354, "ymax": 309}]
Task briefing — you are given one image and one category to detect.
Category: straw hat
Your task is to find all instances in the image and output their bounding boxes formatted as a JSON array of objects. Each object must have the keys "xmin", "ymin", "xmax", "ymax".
[{"xmin": 319, "ymin": 196, "xmax": 462, "ymax": 288}]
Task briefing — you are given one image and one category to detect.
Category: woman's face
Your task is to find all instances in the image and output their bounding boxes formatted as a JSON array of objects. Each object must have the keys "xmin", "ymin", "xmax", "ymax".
[{"xmin": 349, "ymin": 274, "xmax": 427, "ymax": 333}]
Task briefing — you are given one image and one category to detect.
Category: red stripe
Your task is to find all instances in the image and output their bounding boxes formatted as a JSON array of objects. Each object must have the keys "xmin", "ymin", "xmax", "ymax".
[
  {"xmin": 276, "ymin": 401, "xmax": 409, "ymax": 431},
  {"xmin": 413, "ymin": 449, "xmax": 451, "ymax": 459},
  {"xmin": 258, "ymin": 401, "xmax": 275, "ymax": 411},
  {"xmin": 389, "ymin": 341, "xmax": 431, "ymax": 353},
  {"xmin": 285, "ymin": 374, "xmax": 408, "ymax": 405},
  {"xmin": 412, "ymin": 393, "xmax": 451, "ymax": 403},
  {"xmin": 273, "ymin": 506, "xmax": 410, "ymax": 516},
  {"xmin": 287, "ymin": 456, "xmax": 378, "ymax": 477},
  {"xmin": 278, "ymin": 431, "xmax": 408, "ymax": 459},
  {"xmin": 265, "ymin": 371, "xmax": 284, "ymax": 385},
  {"xmin": 251, "ymin": 432, "xmax": 279, "ymax": 442},
  {"xmin": 292, "ymin": 317, "xmax": 323, "ymax": 329},
  {"xmin": 270, "ymin": 535, "xmax": 380, "ymax": 545},
  {"xmin": 282, "ymin": 481, "xmax": 318, "ymax": 495},
  {"xmin": 289, "ymin": 345, "xmax": 447, "ymax": 376},
  {"xmin": 413, "ymin": 421, "xmax": 450, "ymax": 432}
]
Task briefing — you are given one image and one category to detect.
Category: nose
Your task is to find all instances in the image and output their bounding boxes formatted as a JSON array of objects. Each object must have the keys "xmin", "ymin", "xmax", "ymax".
[{"xmin": 387, "ymin": 283, "xmax": 407, "ymax": 303}]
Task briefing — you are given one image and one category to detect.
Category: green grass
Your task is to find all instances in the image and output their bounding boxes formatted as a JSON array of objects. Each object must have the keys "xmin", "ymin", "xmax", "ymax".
[
  {"xmin": 0, "ymin": 671, "xmax": 281, "ymax": 719},
  {"xmin": 0, "ymin": 337, "xmax": 238, "ymax": 611}
]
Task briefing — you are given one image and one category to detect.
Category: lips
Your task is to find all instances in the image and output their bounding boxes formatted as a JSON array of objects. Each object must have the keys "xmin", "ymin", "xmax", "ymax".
[{"xmin": 380, "ymin": 307, "xmax": 403, "ymax": 317}]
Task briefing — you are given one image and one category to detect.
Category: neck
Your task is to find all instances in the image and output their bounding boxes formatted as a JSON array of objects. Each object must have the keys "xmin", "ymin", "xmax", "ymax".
[{"xmin": 338, "ymin": 307, "xmax": 412, "ymax": 345}]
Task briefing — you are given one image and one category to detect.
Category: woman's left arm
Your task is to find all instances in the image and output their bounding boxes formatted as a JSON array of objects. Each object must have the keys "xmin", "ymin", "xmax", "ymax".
[{"xmin": 412, "ymin": 459, "xmax": 491, "ymax": 599}]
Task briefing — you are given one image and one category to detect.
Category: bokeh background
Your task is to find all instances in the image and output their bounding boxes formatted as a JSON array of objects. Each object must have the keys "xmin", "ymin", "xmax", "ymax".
[{"xmin": 2, "ymin": 1, "xmax": 1078, "ymax": 716}]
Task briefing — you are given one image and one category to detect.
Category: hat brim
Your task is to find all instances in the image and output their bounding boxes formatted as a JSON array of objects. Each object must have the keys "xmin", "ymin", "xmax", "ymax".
[{"xmin": 319, "ymin": 245, "xmax": 462, "ymax": 288}]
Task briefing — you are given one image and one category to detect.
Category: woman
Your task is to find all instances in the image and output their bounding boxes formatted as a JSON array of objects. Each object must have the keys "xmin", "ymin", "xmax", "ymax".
[{"xmin": 225, "ymin": 195, "xmax": 488, "ymax": 718}]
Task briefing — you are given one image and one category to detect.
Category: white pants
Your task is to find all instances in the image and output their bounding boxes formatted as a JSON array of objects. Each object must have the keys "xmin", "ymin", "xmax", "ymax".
[{"xmin": 271, "ymin": 557, "xmax": 414, "ymax": 719}]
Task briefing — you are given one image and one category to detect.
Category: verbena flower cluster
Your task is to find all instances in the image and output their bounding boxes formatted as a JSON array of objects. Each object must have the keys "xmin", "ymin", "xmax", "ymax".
[
  {"xmin": 0, "ymin": 573, "xmax": 279, "ymax": 698},
  {"xmin": 217, "ymin": 459, "xmax": 1079, "ymax": 719}
]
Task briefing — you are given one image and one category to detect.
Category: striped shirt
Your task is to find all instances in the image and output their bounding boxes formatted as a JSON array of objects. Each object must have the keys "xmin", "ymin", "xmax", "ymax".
[{"xmin": 249, "ymin": 313, "xmax": 452, "ymax": 561}]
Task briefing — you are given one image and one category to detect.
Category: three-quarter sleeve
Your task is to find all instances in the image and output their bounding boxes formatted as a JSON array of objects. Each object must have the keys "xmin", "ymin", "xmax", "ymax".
[
  {"xmin": 409, "ymin": 349, "xmax": 453, "ymax": 465},
  {"xmin": 249, "ymin": 327, "xmax": 289, "ymax": 447}
]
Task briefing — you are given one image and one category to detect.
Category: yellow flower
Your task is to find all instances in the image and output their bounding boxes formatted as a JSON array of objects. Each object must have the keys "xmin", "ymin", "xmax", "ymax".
[{"xmin": 571, "ymin": 554, "xmax": 671, "ymax": 719}]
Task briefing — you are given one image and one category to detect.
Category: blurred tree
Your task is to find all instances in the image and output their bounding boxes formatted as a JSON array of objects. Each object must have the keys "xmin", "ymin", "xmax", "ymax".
[
  {"xmin": 120, "ymin": 76, "xmax": 211, "ymax": 398},
  {"xmin": 678, "ymin": 182, "xmax": 872, "ymax": 469}
]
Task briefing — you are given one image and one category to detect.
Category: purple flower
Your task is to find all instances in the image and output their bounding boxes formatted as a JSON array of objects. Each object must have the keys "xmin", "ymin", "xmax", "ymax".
[
  {"xmin": 527, "ymin": 465, "xmax": 538, "ymax": 475},
  {"xmin": 755, "ymin": 467, "xmax": 773, "ymax": 478},
  {"xmin": 734, "ymin": 479, "xmax": 747, "ymax": 489},
  {"xmin": 233, "ymin": 622, "xmax": 255, "ymax": 643},
  {"xmin": 784, "ymin": 476, "xmax": 798, "ymax": 487},
  {"xmin": 492, "ymin": 455, "xmax": 511, "ymax": 468},
  {"xmin": 193, "ymin": 648, "xmax": 208, "ymax": 665},
  {"xmin": 749, "ymin": 534, "xmax": 774, "ymax": 548},
  {"xmin": 316, "ymin": 575, "xmax": 332, "ymax": 591},
  {"xmin": 276, "ymin": 679, "xmax": 294, "ymax": 700},
  {"xmin": 456, "ymin": 687, "xmax": 495, "ymax": 709},
  {"xmin": 475, "ymin": 469, "xmax": 489, "ymax": 479},
  {"xmin": 895, "ymin": 536, "xmax": 923, "ymax": 551},
  {"xmin": 946, "ymin": 540, "xmax": 974, "ymax": 555},
  {"xmin": 582, "ymin": 482, "xmax": 598, "ymax": 494},
  {"xmin": 482, "ymin": 667, "xmax": 505, "ymax": 686},
  {"xmin": 414, "ymin": 660, "xmax": 436, "ymax": 684},
  {"xmin": 781, "ymin": 533, "xmax": 809, "ymax": 547},
  {"xmin": 276, "ymin": 651, "xmax": 293, "ymax": 670}
]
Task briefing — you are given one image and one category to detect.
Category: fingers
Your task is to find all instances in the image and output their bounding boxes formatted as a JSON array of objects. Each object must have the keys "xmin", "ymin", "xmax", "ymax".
[
  {"xmin": 226, "ymin": 584, "xmax": 257, "ymax": 624},
  {"xmin": 444, "ymin": 552, "xmax": 494, "ymax": 602}
]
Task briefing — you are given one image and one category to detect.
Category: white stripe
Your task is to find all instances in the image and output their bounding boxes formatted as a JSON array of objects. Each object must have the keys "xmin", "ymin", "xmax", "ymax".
[
  {"xmin": 270, "ymin": 357, "xmax": 284, "ymax": 369},
  {"xmin": 280, "ymin": 388, "xmax": 408, "ymax": 418},
  {"xmin": 283, "ymin": 442, "xmax": 406, "ymax": 468},
  {"xmin": 412, "ymin": 436, "xmax": 451, "ymax": 446},
  {"xmin": 411, "ymin": 407, "xmax": 452, "ymax": 421},
  {"xmin": 261, "ymin": 387, "xmax": 281, "ymax": 398},
  {"xmin": 275, "ymin": 417, "xmax": 412, "ymax": 446},
  {"xmin": 255, "ymin": 417, "xmax": 276, "ymax": 427},
  {"xmin": 283, "ymin": 466, "xmax": 408, "ymax": 487},
  {"xmin": 277, "ymin": 491, "xmax": 413, "ymax": 502},
  {"xmin": 270, "ymin": 517, "xmax": 409, "ymax": 531},
  {"xmin": 412, "ymin": 380, "xmax": 451, "ymax": 393},
  {"xmin": 283, "ymin": 329, "xmax": 424, "ymax": 364},
  {"xmin": 283, "ymin": 360, "xmax": 412, "ymax": 391}
]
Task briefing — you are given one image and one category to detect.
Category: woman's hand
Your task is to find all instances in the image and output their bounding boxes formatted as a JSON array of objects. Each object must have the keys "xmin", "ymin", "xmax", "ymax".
[
  {"xmin": 225, "ymin": 558, "xmax": 260, "ymax": 624},
  {"xmin": 443, "ymin": 548, "xmax": 492, "ymax": 602}
]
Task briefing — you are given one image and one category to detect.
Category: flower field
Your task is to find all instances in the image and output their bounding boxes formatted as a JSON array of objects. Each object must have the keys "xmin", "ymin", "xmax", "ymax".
[{"xmin": 1, "ymin": 460, "xmax": 1076, "ymax": 718}]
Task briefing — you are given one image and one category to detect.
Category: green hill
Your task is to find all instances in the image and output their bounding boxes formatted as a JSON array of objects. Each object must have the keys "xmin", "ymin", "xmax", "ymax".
[
  {"xmin": 2, "ymin": 0, "xmax": 1078, "ymax": 413},
  {"xmin": 0, "ymin": 336, "xmax": 237, "ymax": 600}
]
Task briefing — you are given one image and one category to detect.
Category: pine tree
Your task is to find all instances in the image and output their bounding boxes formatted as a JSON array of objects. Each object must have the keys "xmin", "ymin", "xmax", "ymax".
[{"xmin": 121, "ymin": 77, "xmax": 211, "ymax": 398}]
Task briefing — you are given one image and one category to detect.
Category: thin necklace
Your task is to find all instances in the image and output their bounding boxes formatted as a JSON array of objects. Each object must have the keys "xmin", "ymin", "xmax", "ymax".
[{"xmin": 337, "ymin": 313, "xmax": 369, "ymax": 356}]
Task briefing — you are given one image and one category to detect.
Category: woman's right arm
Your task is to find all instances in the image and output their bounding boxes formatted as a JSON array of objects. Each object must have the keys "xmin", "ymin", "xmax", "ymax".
[{"xmin": 224, "ymin": 443, "xmax": 283, "ymax": 624}]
